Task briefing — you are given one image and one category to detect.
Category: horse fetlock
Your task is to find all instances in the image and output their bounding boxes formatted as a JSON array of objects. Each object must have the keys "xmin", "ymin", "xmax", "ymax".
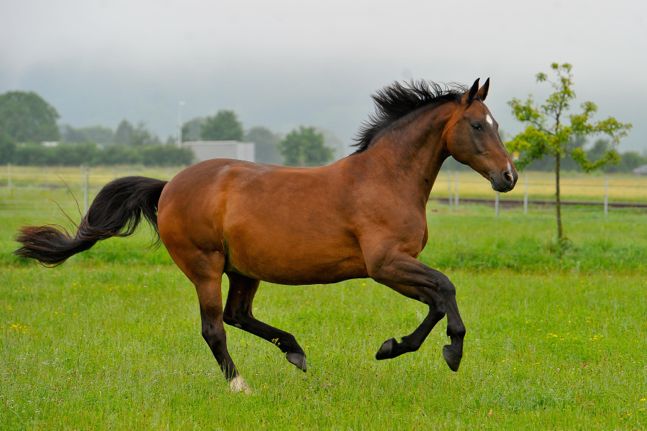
[
  {"xmin": 400, "ymin": 335, "xmax": 420, "ymax": 352},
  {"xmin": 447, "ymin": 325, "xmax": 466, "ymax": 339}
]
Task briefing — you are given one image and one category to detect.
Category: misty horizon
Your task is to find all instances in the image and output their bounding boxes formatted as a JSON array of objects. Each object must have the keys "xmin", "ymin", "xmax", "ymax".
[{"xmin": 2, "ymin": 0, "xmax": 645, "ymax": 154}]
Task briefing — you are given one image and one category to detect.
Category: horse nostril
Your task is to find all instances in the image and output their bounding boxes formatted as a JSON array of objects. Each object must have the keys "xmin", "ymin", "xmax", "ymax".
[{"xmin": 503, "ymin": 170, "xmax": 513, "ymax": 184}]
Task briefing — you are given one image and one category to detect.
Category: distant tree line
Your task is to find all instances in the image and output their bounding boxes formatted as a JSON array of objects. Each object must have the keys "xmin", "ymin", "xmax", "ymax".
[
  {"xmin": 182, "ymin": 110, "xmax": 336, "ymax": 166},
  {"xmin": 0, "ymin": 90, "xmax": 338, "ymax": 167},
  {"xmin": 0, "ymin": 91, "xmax": 192, "ymax": 166},
  {"xmin": 8, "ymin": 141, "xmax": 193, "ymax": 166}
]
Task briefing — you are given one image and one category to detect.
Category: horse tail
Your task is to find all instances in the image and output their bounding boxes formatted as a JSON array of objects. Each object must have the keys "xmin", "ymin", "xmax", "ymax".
[{"xmin": 14, "ymin": 176, "xmax": 167, "ymax": 266}]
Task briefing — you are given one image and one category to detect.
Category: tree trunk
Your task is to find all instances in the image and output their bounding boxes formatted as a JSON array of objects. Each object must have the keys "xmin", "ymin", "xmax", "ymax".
[{"xmin": 555, "ymin": 153, "xmax": 563, "ymax": 242}]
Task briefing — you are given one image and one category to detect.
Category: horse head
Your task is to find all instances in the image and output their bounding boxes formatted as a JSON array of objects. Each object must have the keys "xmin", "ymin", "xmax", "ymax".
[{"xmin": 443, "ymin": 78, "xmax": 518, "ymax": 192}]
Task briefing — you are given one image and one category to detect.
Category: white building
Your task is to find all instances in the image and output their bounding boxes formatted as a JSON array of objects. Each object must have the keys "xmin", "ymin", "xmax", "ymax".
[
  {"xmin": 633, "ymin": 164, "xmax": 647, "ymax": 175},
  {"xmin": 181, "ymin": 140, "xmax": 255, "ymax": 163}
]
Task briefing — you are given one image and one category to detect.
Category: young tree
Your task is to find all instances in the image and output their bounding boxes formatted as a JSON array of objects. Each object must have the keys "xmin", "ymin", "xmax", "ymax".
[
  {"xmin": 279, "ymin": 126, "xmax": 333, "ymax": 166},
  {"xmin": 201, "ymin": 110, "xmax": 243, "ymax": 141},
  {"xmin": 507, "ymin": 63, "xmax": 631, "ymax": 245}
]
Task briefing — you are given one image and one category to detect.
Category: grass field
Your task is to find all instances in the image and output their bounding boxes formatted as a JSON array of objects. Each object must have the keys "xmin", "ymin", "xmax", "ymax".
[{"xmin": 1, "ymin": 168, "xmax": 646, "ymax": 430}]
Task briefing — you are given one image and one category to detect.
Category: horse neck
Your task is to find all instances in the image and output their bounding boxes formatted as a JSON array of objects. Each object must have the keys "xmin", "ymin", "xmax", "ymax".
[{"xmin": 357, "ymin": 103, "xmax": 453, "ymax": 205}]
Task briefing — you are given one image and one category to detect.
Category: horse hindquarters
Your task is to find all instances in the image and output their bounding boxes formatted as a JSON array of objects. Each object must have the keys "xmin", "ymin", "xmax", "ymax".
[{"xmin": 157, "ymin": 208, "xmax": 251, "ymax": 392}]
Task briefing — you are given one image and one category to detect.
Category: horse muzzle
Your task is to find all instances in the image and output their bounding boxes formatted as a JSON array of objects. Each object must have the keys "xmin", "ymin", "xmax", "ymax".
[{"xmin": 490, "ymin": 167, "xmax": 518, "ymax": 193}]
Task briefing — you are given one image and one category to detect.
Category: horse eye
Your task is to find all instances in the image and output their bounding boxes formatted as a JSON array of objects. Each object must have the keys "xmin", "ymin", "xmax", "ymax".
[{"xmin": 471, "ymin": 122, "xmax": 483, "ymax": 131}]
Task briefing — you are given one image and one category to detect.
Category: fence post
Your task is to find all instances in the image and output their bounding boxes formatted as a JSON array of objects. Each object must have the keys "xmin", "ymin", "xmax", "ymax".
[
  {"xmin": 454, "ymin": 172, "xmax": 460, "ymax": 208},
  {"xmin": 603, "ymin": 177, "xmax": 609, "ymax": 217},
  {"xmin": 447, "ymin": 170, "xmax": 453, "ymax": 208},
  {"xmin": 7, "ymin": 163, "xmax": 13, "ymax": 197},
  {"xmin": 83, "ymin": 166, "xmax": 89, "ymax": 214},
  {"xmin": 523, "ymin": 173, "xmax": 528, "ymax": 214},
  {"xmin": 495, "ymin": 192, "xmax": 500, "ymax": 217}
]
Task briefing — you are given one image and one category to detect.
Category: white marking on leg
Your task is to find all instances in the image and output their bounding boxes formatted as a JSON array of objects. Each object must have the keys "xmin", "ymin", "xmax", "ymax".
[
  {"xmin": 486, "ymin": 114, "xmax": 494, "ymax": 126},
  {"xmin": 229, "ymin": 375, "xmax": 252, "ymax": 394}
]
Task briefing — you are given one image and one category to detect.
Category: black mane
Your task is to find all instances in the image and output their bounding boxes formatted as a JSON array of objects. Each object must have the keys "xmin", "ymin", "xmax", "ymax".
[{"xmin": 353, "ymin": 80, "xmax": 466, "ymax": 153}]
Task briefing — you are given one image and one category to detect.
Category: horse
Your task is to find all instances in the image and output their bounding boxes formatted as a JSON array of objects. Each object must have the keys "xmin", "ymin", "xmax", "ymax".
[{"xmin": 15, "ymin": 78, "xmax": 518, "ymax": 393}]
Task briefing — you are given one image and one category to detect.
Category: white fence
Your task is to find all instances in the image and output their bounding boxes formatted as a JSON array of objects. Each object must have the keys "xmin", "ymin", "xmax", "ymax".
[
  {"xmin": 2, "ymin": 165, "xmax": 647, "ymax": 217},
  {"xmin": 438, "ymin": 170, "xmax": 647, "ymax": 216}
]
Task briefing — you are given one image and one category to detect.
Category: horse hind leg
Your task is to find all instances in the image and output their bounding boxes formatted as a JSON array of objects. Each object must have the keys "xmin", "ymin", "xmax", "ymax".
[
  {"xmin": 165, "ymin": 245, "xmax": 250, "ymax": 393},
  {"xmin": 224, "ymin": 272, "xmax": 307, "ymax": 372}
]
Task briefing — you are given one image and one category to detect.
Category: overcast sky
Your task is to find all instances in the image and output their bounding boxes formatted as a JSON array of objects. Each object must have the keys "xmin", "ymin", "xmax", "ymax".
[{"xmin": 1, "ymin": 0, "xmax": 645, "ymax": 154}]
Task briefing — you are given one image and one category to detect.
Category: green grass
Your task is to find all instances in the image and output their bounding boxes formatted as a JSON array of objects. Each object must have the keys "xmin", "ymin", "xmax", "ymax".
[
  {"xmin": 1, "ymin": 187, "xmax": 646, "ymax": 430},
  {"xmin": 422, "ymin": 203, "xmax": 647, "ymax": 273}
]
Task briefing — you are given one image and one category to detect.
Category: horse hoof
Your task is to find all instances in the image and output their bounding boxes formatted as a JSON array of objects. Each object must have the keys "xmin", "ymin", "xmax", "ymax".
[
  {"xmin": 376, "ymin": 338, "xmax": 397, "ymax": 360},
  {"xmin": 442, "ymin": 345, "xmax": 462, "ymax": 372},
  {"xmin": 286, "ymin": 352, "xmax": 307, "ymax": 372},
  {"xmin": 229, "ymin": 376, "xmax": 252, "ymax": 394}
]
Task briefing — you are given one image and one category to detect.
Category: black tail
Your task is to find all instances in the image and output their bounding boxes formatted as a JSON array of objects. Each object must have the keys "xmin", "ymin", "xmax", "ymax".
[{"xmin": 14, "ymin": 176, "xmax": 167, "ymax": 265}]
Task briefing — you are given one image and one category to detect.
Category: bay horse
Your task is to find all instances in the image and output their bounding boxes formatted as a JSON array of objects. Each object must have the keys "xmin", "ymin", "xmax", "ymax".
[{"xmin": 15, "ymin": 78, "xmax": 517, "ymax": 393}]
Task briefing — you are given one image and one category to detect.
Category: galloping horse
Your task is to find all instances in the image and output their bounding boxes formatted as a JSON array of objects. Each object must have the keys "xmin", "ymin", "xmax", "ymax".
[{"xmin": 16, "ymin": 78, "xmax": 517, "ymax": 393}]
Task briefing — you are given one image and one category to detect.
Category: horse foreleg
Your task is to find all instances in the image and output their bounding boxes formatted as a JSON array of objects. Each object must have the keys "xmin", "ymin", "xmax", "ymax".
[
  {"xmin": 367, "ymin": 251, "xmax": 466, "ymax": 371},
  {"xmin": 375, "ymin": 303, "xmax": 445, "ymax": 360},
  {"xmin": 372, "ymin": 281, "xmax": 445, "ymax": 360},
  {"xmin": 224, "ymin": 272, "xmax": 307, "ymax": 372},
  {"xmin": 441, "ymin": 288, "xmax": 466, "ymax": 371}
]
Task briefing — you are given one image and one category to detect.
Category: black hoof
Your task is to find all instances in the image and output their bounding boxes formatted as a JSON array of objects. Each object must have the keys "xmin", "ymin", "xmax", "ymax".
[
  {"xmin": 375, "ymin": 338, "xmax": 397, "ymax": 360},
  {"xmin": 286, "ymin": 352, "xmax": 307, "ymax": 372},
  {"xmin": 442, "ymin": 345, "xmax": 462, "ymax": 372}
]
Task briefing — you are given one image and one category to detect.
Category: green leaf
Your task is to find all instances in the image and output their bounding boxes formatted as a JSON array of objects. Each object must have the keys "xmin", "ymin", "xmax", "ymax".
[{"xmin": 507, "ymin": 62, "xmax": 630, "ymax": 174}]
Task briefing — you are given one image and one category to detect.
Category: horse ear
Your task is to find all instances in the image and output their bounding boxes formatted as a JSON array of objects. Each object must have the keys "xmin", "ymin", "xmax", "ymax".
[
  {"xmin": 464, "ymin": 78, "xmax": 480, "ymax": 104},
  {"xmin": 477, "ymin": 77, "xmax": 490, "ymax": 101}
]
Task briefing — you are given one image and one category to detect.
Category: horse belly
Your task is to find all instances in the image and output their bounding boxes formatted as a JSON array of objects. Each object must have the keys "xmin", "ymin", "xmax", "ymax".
[{"xmin": 224, "ymin": 222, "xmax": 366, "ymax": 285}]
